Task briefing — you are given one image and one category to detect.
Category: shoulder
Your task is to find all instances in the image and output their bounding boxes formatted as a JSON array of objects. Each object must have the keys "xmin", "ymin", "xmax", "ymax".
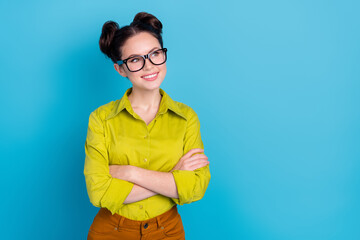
[
  {"xmin": 173, "ymin": 100, "xmax": 200, "ymax": 121},
  {"xmin": 89, "ymin": 100, "xmax": 118, "ymax": 121}
]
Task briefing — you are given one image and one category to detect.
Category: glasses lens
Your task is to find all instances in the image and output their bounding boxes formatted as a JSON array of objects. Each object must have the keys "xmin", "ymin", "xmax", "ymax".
[
  {"xmin": 149, "ymin": 49, "xmax": 166, "ymax": 65},
  {"xmin": 127, "ymin": 56, "xmax": 144, "ymax": 72}
]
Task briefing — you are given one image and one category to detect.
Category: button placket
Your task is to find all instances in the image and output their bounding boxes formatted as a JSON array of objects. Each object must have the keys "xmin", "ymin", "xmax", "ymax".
[
  {"xmin": 143, "ymin": 127, "xmax": 150, "ymax": 165},
  {"xmin": 141, "ymin": 126, "xmax": 150, "ymax": 164}
]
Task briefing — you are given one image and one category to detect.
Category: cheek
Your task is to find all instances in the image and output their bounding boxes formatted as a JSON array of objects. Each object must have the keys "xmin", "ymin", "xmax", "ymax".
[
  {"xmin": 127, "ymin": 71, "xmax": 143, "ymax": 81},
  {"xmin": 160, "ymin": 64, "xmax": 167, "ymax": 74}
]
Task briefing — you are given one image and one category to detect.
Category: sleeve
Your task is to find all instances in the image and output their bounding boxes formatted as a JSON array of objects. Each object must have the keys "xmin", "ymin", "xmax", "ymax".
[
  {"xmin": 171, "ymin": 108, "xmax": 211, "ymax": 205},
  {"xmin": 83, "ymin": 109, "xmax": 134, "ymax": 214}
]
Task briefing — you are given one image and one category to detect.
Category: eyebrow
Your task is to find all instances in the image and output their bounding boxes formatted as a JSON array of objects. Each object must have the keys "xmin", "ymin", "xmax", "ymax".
[{"xmin": 126, "ymin": 47, "xmax": 160, "ymax": 58}]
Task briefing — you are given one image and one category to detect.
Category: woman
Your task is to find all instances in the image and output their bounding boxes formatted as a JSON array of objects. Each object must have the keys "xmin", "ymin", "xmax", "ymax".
[{"xmin": 84, "ymin": 12, "xmax": 211, "ymax": 240}]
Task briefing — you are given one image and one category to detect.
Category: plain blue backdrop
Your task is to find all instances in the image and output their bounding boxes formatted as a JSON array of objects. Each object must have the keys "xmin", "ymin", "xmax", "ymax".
[{"xmin": 1, "ymin": 0, "xmax": 359, "ymax": 239}]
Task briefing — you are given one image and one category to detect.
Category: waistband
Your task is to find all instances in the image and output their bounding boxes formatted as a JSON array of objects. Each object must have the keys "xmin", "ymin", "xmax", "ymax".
[{"xmin": 99, "ymin": 205, "xmax": 178, "ymax": 234}]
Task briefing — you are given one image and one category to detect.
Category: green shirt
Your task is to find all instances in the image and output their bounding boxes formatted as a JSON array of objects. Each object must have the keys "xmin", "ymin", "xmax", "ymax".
[{"xmin": 84, "ymin": 87, "xmax": 211, "ymax": 220}]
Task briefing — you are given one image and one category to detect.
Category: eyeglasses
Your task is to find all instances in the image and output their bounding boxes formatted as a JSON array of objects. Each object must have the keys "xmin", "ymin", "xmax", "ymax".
[{"xmin": 117, "ymin": 48, "xmax": 167, "ymax": 72}]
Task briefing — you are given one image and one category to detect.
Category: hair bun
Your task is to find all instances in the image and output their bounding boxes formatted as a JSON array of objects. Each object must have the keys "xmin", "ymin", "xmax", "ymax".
[
  {"xmin": 131, "ymin": 12, "xmax": 163, "ymax": 35},
  {"xmin": 98, "ymin": 13, "xmax": 164, "ymax": 63},
  {"xmin": 99, "ymin": 20, "xmax": 119, "ymax": 57}
]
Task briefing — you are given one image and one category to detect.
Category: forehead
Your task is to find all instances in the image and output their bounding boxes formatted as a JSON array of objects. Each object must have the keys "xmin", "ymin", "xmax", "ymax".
[{"xmin": 121, "ymin": 32, "xmax": 161, "ymax": 57}]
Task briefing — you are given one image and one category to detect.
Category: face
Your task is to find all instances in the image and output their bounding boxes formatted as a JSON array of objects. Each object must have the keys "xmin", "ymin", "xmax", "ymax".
[{"xmin": 114, "ymin": 32, "xmax": 167, "ymax": 92}]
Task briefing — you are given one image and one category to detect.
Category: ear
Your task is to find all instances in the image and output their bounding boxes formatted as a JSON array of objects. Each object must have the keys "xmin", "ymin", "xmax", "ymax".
[{"xmin": 114, "ymin": 63, "xmax": 128, "ymax": 78}]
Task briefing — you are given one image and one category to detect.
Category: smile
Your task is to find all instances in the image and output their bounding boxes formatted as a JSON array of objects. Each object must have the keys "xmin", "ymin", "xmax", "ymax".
[{"xmin": 142, "ymin": 72, "xmax": 158, "ymax": 81}]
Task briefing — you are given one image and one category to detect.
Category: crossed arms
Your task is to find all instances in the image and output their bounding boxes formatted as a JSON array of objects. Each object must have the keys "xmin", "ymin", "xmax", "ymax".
[{"xmin": 109, "ymin": 148, "xmax": 209, "ymax": 204}]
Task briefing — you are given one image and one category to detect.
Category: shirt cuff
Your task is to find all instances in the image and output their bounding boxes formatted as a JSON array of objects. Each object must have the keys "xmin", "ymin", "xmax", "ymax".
[
  {"xmin": 100, "ymin": 177, "xmax": 134, "ymax": 214},
  {"xmin": 171, "ymin": 170, "xmax": 196, "ymax": 205}
]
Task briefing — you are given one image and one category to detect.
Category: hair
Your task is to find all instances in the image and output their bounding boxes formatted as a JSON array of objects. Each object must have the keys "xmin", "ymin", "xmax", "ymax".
[{"xmin": 99, "ymin": 12, "xmax": 163, "ymax": 63}]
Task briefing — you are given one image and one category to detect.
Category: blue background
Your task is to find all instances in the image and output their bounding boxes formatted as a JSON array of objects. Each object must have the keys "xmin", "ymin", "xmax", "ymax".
[{"xmin": 1, "ymin": 0, "xmax": 359, "ymax": 239}]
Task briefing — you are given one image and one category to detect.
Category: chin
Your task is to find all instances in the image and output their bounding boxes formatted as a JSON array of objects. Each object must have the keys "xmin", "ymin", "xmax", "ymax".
[{"xmin": 135, "ymin": 82, "xmax": 163, "ymax": 91}]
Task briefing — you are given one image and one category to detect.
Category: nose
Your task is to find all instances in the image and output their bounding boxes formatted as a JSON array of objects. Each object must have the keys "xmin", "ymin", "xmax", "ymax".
[{"xmin": 142, "ymin": 57, "xmax": 154, "ymax": 71}]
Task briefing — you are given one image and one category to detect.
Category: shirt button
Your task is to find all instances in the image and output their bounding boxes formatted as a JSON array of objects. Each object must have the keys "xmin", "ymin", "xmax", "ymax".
[
  {"xmin": 144, "ymin": 223, "xmax": 148, "ymax": 229},
  {"xmin": 139, "ymin": 205, "xmax": 143, "ymax": 209},
  {"xmin": 144, "ymin": 158, "xmax": 147, "ymax": 162},
  {"xmin": 144, "ymin": 135, "xmax": 148, "ymax": 139}
]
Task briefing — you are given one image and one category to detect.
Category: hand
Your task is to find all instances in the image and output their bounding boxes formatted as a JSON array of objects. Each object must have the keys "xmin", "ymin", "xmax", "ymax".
[
  {"xmin": 171, "ymin": 148, "xmax": 209, "ymax": 172},
  {"xmin": 109, "ymin": 165, "xmax": 133, "ymax": 181}
]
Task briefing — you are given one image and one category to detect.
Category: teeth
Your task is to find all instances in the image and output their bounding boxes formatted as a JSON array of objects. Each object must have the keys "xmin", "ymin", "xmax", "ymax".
[{"xmin": 143, "ymin": 73, "xmax": 157, "ymax": 79}]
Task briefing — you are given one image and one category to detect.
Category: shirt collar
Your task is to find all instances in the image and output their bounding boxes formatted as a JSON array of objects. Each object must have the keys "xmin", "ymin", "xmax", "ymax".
[{"xmin": 105, "ymin": 87, "xmax": 187, "ymax": 121}]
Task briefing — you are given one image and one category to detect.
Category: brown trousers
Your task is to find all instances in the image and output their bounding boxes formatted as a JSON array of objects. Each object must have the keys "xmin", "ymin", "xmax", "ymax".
[{"xmin": 87, "ymin": 205, "xmax": 185, "ymax": 240}]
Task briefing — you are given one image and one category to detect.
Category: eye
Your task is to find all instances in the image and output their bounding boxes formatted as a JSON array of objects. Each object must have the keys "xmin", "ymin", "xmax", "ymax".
[
  {"xmin": 129, "ymin": 57, "xmax": 141, "ymax": 63},
  {"xmin": 151, "ymin": 50, "xmax": 161, "ymax": 57}
]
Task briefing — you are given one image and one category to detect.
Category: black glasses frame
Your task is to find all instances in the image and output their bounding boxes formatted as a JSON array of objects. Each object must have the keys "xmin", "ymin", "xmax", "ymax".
[{"xmin": 117, "ymin": 48, "xmax": 168, "ymax": 72}]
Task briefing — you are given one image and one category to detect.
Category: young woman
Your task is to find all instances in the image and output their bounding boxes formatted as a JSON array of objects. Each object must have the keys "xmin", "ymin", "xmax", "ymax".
[{"xmin": 84, "ymin": 12, "xmax": 211, "ymax": 240}]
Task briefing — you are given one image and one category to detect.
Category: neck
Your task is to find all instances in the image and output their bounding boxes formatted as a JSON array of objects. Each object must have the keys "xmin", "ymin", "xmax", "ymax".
[{"xmin": 128, "ymin": 87, "xmax": 162, "ymax": 111}]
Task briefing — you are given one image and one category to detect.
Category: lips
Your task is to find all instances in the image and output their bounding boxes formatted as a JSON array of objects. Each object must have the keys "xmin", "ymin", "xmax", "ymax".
[{"xmin": 141, "ymin": 72, "xmax": 158, "ymax": 81}]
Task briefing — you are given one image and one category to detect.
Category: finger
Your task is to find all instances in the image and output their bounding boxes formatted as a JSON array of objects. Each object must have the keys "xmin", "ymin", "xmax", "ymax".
[
  {"xmin": 187, "ymin": 159, "xmax": 209, "ymax": 167},
  {"xmin": 183, "ymin": 148, "xmax": 204, "ymax": 159},
  {"xmin": 182, "ymin": 156, "xmax": 208, "ymax": 165},
  {"xmin": 182, "ymin": 156, "xmax": 208, "ymax": 166},
  {"xmin": 187, "ymin": 154, "xmax": 208, "ymax": 162},
  {"xmin": 183, "ymin": 152, "xmax": 207, "ymax": 163},
  {"xmin": 187, "ymin": 160, "xmax": 209, "ymax": 171}
]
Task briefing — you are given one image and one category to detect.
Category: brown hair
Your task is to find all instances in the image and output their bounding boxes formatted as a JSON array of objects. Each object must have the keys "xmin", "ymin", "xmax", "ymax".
[{"xmin": 99, "ymin": 12, "xmax": 163, "ymax": 63}]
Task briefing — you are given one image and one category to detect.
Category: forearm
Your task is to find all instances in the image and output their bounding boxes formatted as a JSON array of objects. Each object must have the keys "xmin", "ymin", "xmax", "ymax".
[
  {"xmin": 123, "ymin": 184, "xmax": 158, "ymax": 204},
  {"xmin": 128, "ymin": 167, "xmax": 178, "ymax": 199}
]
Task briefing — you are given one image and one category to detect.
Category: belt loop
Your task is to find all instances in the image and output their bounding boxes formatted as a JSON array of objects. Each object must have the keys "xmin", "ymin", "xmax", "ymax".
[
  {"xmin": 156, "ymin": 216, "xmax": 162, "ymax": 229},
  {"xmin": 118, "ymin": 215, "xmax": 125, "ymax": 228}
]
